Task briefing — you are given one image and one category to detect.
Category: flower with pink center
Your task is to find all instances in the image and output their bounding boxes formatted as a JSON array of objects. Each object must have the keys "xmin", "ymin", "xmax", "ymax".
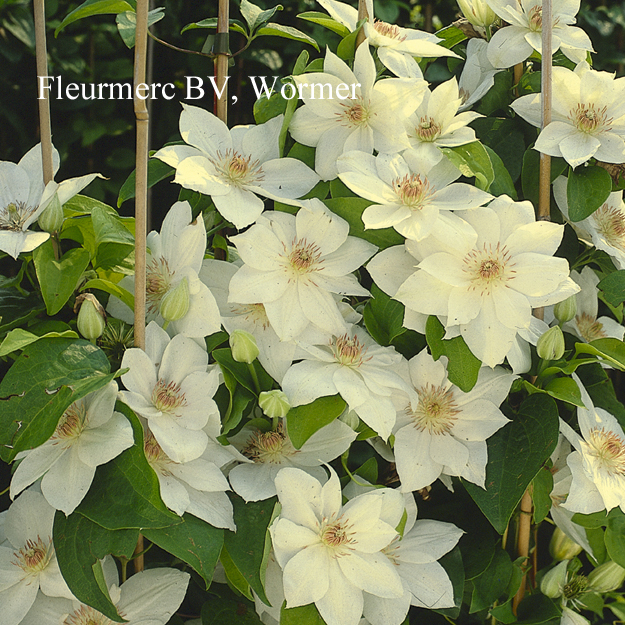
[
  {"xmin": 289, "ymin": 45, "xmax": 426, "ymax": 180},
  {"xmin": 119, "ymin": 321, "xmax": 219, "ymax": 463},
  {"xmin": 154, "ymin": 105, "xmax": 319, "ymax": 228}
]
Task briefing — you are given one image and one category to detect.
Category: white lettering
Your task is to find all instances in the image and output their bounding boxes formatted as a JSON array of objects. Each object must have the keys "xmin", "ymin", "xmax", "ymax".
[
  {"xmin": 66, "ymin": 83, "xmax": 79, "ymax": 100},
  {"xmin": 37, "ymin": 76, "xmax": 53, "ymax": 100},
  {"xmin": 250, "ymin": 76, "xmax": 279, "ymax": 99},
  {"xmin": 185, "ymin": 76, "xmax": 204, "ymax": 100},
  {"xmin": 208, "ymin": 75, "xmax": 230, "ymax": 100}
]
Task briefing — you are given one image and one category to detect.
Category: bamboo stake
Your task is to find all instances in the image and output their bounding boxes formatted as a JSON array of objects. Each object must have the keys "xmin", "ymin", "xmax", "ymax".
[
  {"xmin": 33, "ymin": 0, "xmax": 54, "ymax": 186},
  {"xmin": 355, "ymin": 0, "xmax": 369, "ymax": 49},
  {"xmin": 215, "ymin": 0, "xmax": 229, "ymax": 124},
  {"xmin": 513, "ymin": 0, "xmax": 553, "ymax": 612},
  {"xmin": 133, "ymin": 0, "xmax": 150, "ymax": 574}
]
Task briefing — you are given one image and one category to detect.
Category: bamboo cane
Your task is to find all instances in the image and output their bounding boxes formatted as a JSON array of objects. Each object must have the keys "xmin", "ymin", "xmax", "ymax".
[
  {"xmin": 513, "ymin": 0, "xmax": 553, "ymax": 612},
  {"xmin": 355, "ymin": 0, "xmax": 369, "ymax": 49},
  {"xmin": 132, "ymin": 0, "xmax": 150, "ymax": 574},
  {"xmin": 215, "ymin": 0, "xmax": 229, "ymax": 124}
]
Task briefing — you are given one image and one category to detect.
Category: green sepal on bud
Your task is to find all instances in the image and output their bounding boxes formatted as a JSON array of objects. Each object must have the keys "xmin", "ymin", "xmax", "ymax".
[
  {"xmin": 587, "ymin": 561, "xmax": 625, "ymax": 593},
  {"xmin": 258, "ymin": 390, "xmax": 290, "ymax": 418},
  {"xmin": 540, "ymin": 560, "xmax": 568, "ymax": 599},
  {"xmin": 160, "ymin": 277, "xmax": 190, "ymax": 323},
  {"xmin": 537, "ymin": 326, "xmax": 565, "ymax": 361},
  {"xmin": 554, "ymin": 295, "xmax": 577, "ymax": 325},
  {"xmin": 38, "ymin": 193, "xmax": 64, "ymax": 234},
  {"xmin": 550, "ymin": 527, "xmax": 583, "ymax": 561},
  {"xmin": 75, "ymin": 293, "xmax": 106, "ymax": 341},
  {"xmin": 229, "ymin": 329, "xmax": 260, "ymax": 364}
]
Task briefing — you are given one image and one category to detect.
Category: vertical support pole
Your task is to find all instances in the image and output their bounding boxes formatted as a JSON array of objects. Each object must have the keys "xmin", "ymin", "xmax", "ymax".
[
  {"xmin": 355, "ymin": 0, "xmax": 369, "ymax": 49},
  {"xmin": 215, "ymin": 0, "xmax": 229, "ymax": 124},
  {"xmin": 133, "ymin": 0, "xmax": 150, "ymax": 574}
]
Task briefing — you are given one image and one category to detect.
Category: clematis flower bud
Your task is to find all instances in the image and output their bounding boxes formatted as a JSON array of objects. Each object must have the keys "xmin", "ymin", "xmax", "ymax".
[
  {"xmin": 540, "ymin": 560, "xmax": 568, "ymax": 599},
  {"xmin": 230, "ymin": 329, "xmax": 259, "ymax": 364},
  {"xmin": 554, "ymin": 295, "xmax": 577, "ymax": 325},
  {"xmin": 259, "ymin": 390, "xmax": 291, "ymax": 418},
  {"xmin": 587, "ymin": 561, "xmax": 625, "ymax": 593},
  {"xmin": 160, "ymin": 277, "xmax": 190, "ymax": 323},
  {"xmin": 38, "ymin": 193, "xmax": 64, "ymax": 234},
  {"xmin": 550, "ymin": 527, "xmax": 583, "ymax": 561},
  {"xmin": 537, "ymin": 326, "xmax": 565, "ymax": 360},
  {"xmin": 76, "ymin": 293, "xmax": 106, "ymax": 341},
  {"xmin": 456, "ymin": 0, "xmax": 497, "ymax": 29}
]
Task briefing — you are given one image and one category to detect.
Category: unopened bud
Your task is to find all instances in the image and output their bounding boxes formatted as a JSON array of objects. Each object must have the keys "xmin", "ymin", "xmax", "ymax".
[
  {"xmin": 550, "ymin": 527, "xmax": 583, "ymax": 561},
  {"xmin": 339, "ymin": 409, "xmax": 360, "ymax": 429},
  {"xmin": 554, "ymin": 295, "xmax": 577, "ymax": 325},
  {"xmin": 229, "ymin": 330, "xmax": 259, "ymax": 364},
  {"xmin": 456, "ymin": 0, "xmax": 497, "ymax": 29},
  {"xmin": 38, "ymin": 194, "xmax": 64, "ymax": 234},
  {"xmin": 537, "ymin": 326, "xmax": 565, "ymax": 360},
  {"xmin": 160, "ymin": 277, "xmax": 190, "ymax": 322},
  {"xmin": 587, "ymin": 561, "xmax": 625, "ymax": 593},
  {"xmin": 76, "ymin": 294, "xmax": 106, "ymax": 341},
  {"xmin": 540, "ymin": 560, "xmax": 568, "ymax": 599},
  {"xmin": 259, "ymin": 390, "xmax": 290, "ymax": 418}
]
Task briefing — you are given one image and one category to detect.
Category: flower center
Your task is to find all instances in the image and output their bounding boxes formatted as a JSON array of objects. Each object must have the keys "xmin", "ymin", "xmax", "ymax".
[
  {"xmin": 408, "ymin": 383, "xmax": 459, "ymax": 435},
  {"xmin": 12, "ymin": 536, "xmax": 53, "ymax": 576},
  {"xmin": 52, "ymin": 402, "xmax": 87, "ymax": 443},
  {"xmin": 586, "ymin": 427, "xmax": 625, "ymax": 476},
  {"xmin": 373, "ymin": 20, "xmax": 406, "ymax": 41},
  {"xmin": 563, "ymin": 574, "xmax": 588, "ymax": 600},
  {"xmin": 463, "ymin": 243, "xmax": 515, "ymax": 295},
  {"xmin": 64, "ymin": 605, "xmax": 115, "ymax": 625},
  {"xmin": 575, "ymin": 313, "xmax": 607, "ymax": 342},
  {"xmin": 528, "ymin": 5, "xmax": 542, "ymax": 31},
  {"xmin": 211, "ymin": 149, "xmax": 264, "ymax": 187},
  {"xmin": 287, "ymin": 238, "xmax": 322, "ymax": 275},
  {"xmin": 338, "ymin": 96, "xmax": 371, "ymax": 128},
  {"xmin": 242, "ymin": 423, "xmax": 294, "ymax": 464},
  {"xmin": 414, "ymin": 116, "xmax": 442, "ymax": 142},
  {"xmin": 569, "ymin": 103, "xmax": 613, "ymax": 135},
  {"xmin": 393, "ymin": 173, "xmax": 434, "ymax": 210},
  {"xmin": 146, "ymin": 257, "xmax": 174, "ymax": 315},
  {"xmin": 231, "ymin": 303, "xmax": 271, "ymax": 330},
  {"xmin": 0, "ymin": 201, "xmax": 37, "ymax": 231},
  {"xmin": 319, "ymin": 515, "xmax": 356, "ymax": 557},
  {"xmin": 151, "ymin": 378, "xmax": 187, "ymax": 415},
  {"xmin": 592, "ymin": 203, "xmax": 625, "ymax": 251},
  {"xmin": 143, "ymin": 429, "xmax": 172, "ymax": 475},
  {"xmin": 331, "ymin": 333, "xmax": 370, "ymax": 367}
]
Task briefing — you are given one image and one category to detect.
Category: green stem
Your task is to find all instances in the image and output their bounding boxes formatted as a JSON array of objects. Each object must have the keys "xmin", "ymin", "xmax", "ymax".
[{"xmin": 248, "ymin": 362, "xmax": 260, "ymax": 394}]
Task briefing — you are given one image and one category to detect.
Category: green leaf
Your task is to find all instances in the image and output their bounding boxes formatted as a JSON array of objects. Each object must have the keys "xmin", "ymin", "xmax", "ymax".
[
  {"xmin": 476, "ymin": 71, "xmax": 513, "ymax": 117},
  {"xmin": 256, "ymin": 23, "xmax": 319, "ymax": 50},
  {"xmin": 286, "ymin": 395, "xmax": 347, "ymax": 449},
  {"xmin": 0, "ymin": 338, "xmax": 115, "ymax": 462},
  {"xmin": 567, "ymin": 165, "xmax": 612, "ymax": 222},
  {"xmin": 532, "ymin": 465, "xmax": 554, "ymax": 524},
  {"xmin": 181, "ymin": 18, "xmax": 247, "ymax": 36},
  {"xmin": 516, "ymin": 594, "xmax": 561, "ymax": 624},
  {"xmin": 201, "ymin": 595, "xmax": 264, "ymax": 624},
  {"xmin": 435, "ymin": 545, "xmax": 465, "ymax": 618},
  {"xmin": 76, "ymin": 404, "xmax": 181, "ymax": 529},
  {"xmin": 212, "ymin": 348, "xmax": 274, "ymax": 395},
  {"xmin": 363, "ymin": 283, "xmax": 405, "ymax": 346},
  {"xmin": 323, "ymin": 197, "xmax": 402, "ymax": 250},
  {"xmin": 56, "ymin": 0, "xmax": 135, "ymax": 35},
  {"xmin": 521, "ymin": 147, "xmax": 567, "ymax": 210},
  {"xmin": 254, "ymin": 90, "xmax": 288, "ymax": 124},
  {"xmin": 281, "ymin": 603, "xmax": 326, "ymax": 624},
  {"xmin": 0, "ymin": 289, "xmax": 45, "ymax": 339},
  {"xmin": 92, "ymin": 205, "xmax": 135, "ymax": 271},
  {"xmin": 240, "ymin": 0, "xmax": 282, "ymax": 33},
  {"xmin": 542, "ymin": 376, "xmax": 585, "ymax": 407},
  {"xmin": 220, "ymin": 544, "xmax": 253, "ymax": 600},
  {"xmin": 606, "ymin": 509, "xmax": 625, "ymax": 568},
  {"xmin": 143, "ymin": 514, "xmax": 224, "ymax": 587},
  {"xmin": 434, "ymin": 24, "xmax": 467, "ymax": 49},
  {"xmin": 53, "ymin": 511, "xmax": 138, "ymax": 622},
  {"xmin": 484, "ymin": 145, "xmax": 517, "ymax": 199},
  {"xmin": 425, "ymin": 316, "xmax": 481, "ymax": 392},
  {"xmin": 471, "ymin": 117, "xmax": 524, "ymax": 182},
  {"xmin": 571, "ymin": 510, "xmax": 609, "ymax": 529},
  {"xmin": 336, "ymin": 22, "xmax": 363, "ymax": 61},
  {"xmin": 470, "ymin": 547, "xmax": 513, "ymax": 613},
  {"xmin": 575, "ymin": 338, "xmax": 625, "ymax": 371},
  {"xmin": 81, "ymin": 278, "xmax": 135, "ymax": 311},
  {"xmin": 598, "ymin": 270, "xmax": 625, "ymax": 306},
  {"xmin": 223, "ymin": 495, "xmax": 276, "ymax": 605},
  {"xmin": 0, "ymin": 327, "xmax": 78, "ymax": 357},
  {"xmin": 118, "ymin": 157, "xmax": 174, "ymax": 206},
  {"xmin": 296, "ymin": 11, "xmax": 350, "ymax": 37},
  {"xmin": 463, "ymin": 394, "xmax": 560, "ymax": 534},
  {"xmin": 440, "ymin": 141, "xmax": 494, "ymax": 191},
  {"xmin": 116, "ymin": 7, "xmax": 165, "ymax": 48},
  {"xmin": 33, "ymin": 240, "xmax": 91, "ymax": 315}
]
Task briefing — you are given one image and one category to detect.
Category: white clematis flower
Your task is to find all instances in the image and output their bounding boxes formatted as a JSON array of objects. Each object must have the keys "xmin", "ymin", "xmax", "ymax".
[
  {"xmin": 108, "ymin": 201, "xmax": 221, "ymax": 339},
  {"xmin": 282, "ymin": 325, "xmax": 414, "ymax": 440},
  {"xmin": 9, "ymin": 381, "xmax": 134, "ymax": 514},
  {"xmin": 290, "ymin": 44, "xmax": 426, "ymax": 180},
  {"xmin": 458, "ymin": 38, "xmax": 505, "ymax": 111},
  {"xmin": 154, "ymin": 106, "xmax": 319, "ymax": 228},
  {"xmin": 337, "ymin": 149, "xmax": 492, "ymax": 241},
  {"xmin": 512, "ymin": 63, "xmax": 625, "ymax": 168},
  {"xmin": 553, "ymin": 176, "xmax": 625, "ymax": 270},
  {"xmin": 119, "ymin": 321, "xmax": 218, "ymax": 463},
  {"xmin": 388, "ymin": 195, "xmax": 579, "ymax": 367},
  {"xmin": 405, "ymin": 77, "xmax": 482, "ymax": 168},
  {"xmin": 20, "ymin": 562, "xmax": 189, "ymax": 625},
  {"xmin": 559, "ymin": 374, "xmax": 625, "ymax": 514},
  {"xmin": 228, "ymin": 418, "xmax": 356, "ymax": 502},
  {"xmin": 269, "ymin": 466, "xmax": 405, "ymax": 625},
  {"xmin": 228, "ymin": 201, "xmax": 376, "ymax": 342},
  {"xmin": 0, "ymin": 489, "xmax": 74, "ymax": 625},
  {"xmin": 486, "ymin": 0, "xmax": 593, "ymax": 69},
  {"xmin": 393, "ymin": 350, "xmax": 513, "ymax": 491}
]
